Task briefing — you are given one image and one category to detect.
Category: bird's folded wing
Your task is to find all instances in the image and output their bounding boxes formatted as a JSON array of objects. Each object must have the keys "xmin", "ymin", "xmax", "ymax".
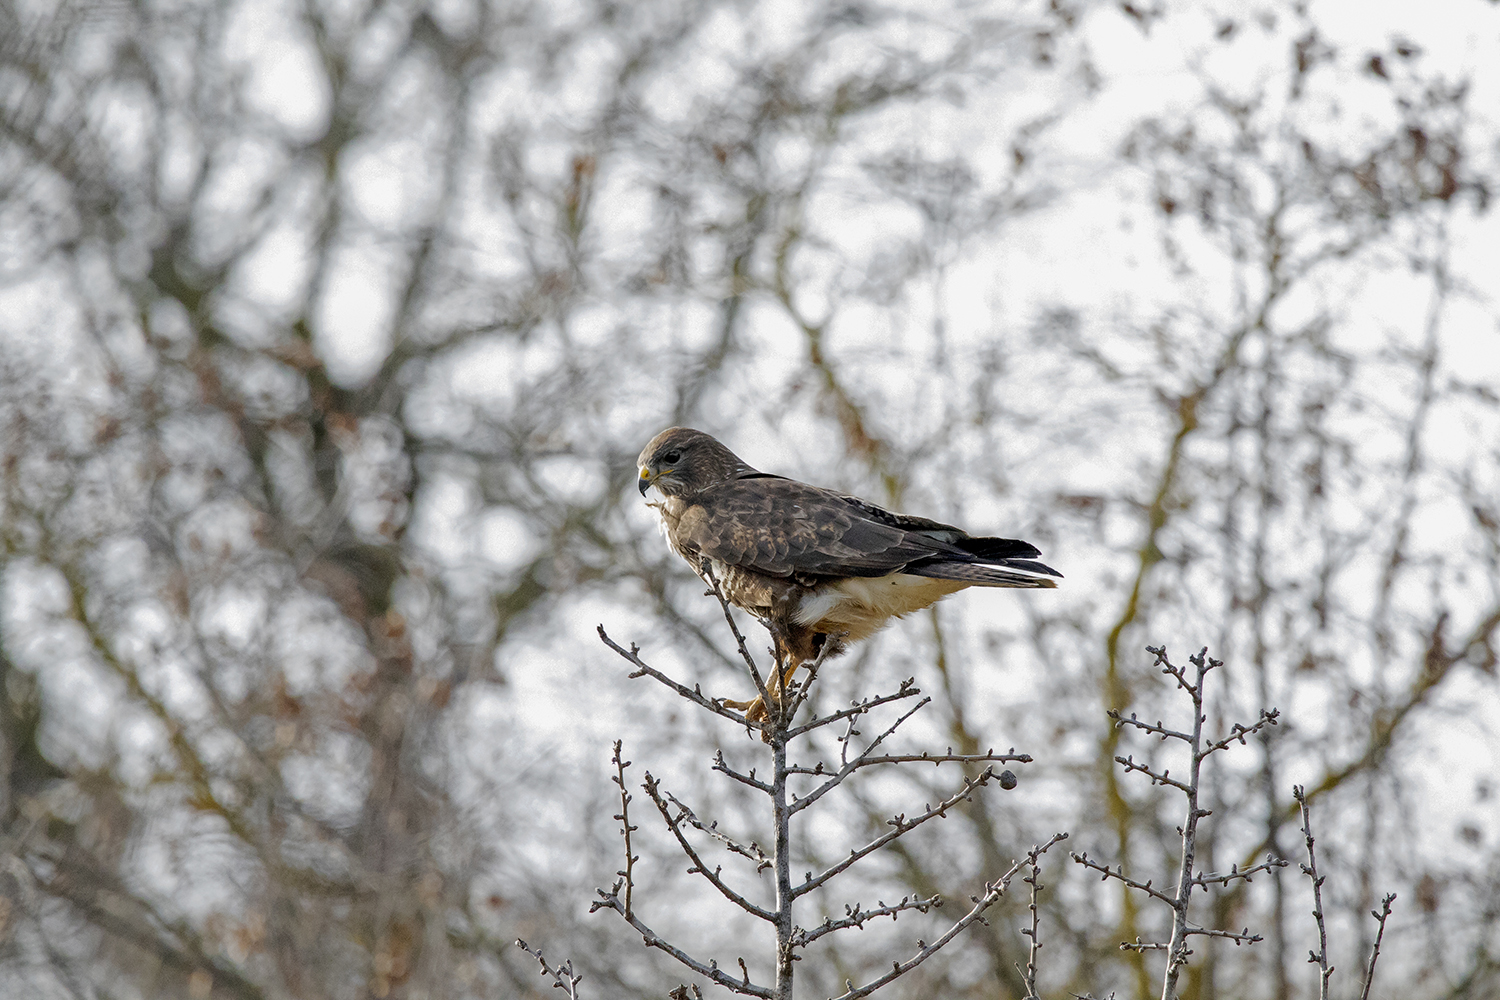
[{"xmin": 674, "ymin": 477, "xmax": 994, "ymax": 580}]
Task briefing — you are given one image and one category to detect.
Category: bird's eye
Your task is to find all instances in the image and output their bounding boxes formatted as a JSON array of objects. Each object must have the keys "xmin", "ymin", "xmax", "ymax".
[{"xmin": 662, "ymin": 450, "xmax": 682, "ymax": 464}]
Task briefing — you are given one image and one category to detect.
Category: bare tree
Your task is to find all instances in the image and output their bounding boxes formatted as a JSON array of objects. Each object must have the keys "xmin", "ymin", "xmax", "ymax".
[{"xmin": 579, "ymin": 575, "xmax": 1063, "ymax": 999}]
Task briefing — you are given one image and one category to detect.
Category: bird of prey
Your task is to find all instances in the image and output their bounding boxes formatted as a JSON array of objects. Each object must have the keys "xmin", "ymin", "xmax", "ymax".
[{"xmin": 637, "ymin": 427, "xmax": 1060, "ymax": 720}]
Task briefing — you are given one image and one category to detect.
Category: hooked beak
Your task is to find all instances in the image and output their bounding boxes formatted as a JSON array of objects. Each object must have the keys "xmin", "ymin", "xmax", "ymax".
[{"xmin": 637, "ymin": 468, "xmax": 654, "ymax": 496}]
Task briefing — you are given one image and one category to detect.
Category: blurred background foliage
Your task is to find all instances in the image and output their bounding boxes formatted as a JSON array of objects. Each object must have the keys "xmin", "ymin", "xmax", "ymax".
[{"xmin": 1, "ymin": 0, "xmax": 1498, "ymax": 997}]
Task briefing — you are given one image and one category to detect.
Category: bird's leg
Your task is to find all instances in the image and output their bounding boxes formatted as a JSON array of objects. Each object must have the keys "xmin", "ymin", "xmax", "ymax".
[
  {"xmin": 729, "ymin": 631, "xmax": 821, "ymax": 729},
  {"xmin": 722, "ymin": 631, "xmax": 800, "ymax": 725}
]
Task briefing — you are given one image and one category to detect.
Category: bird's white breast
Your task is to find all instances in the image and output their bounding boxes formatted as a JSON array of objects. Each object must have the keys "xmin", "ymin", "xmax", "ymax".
[{"xmin": 793, "ymin": 573, "xmax": 968, "ymax": 643}]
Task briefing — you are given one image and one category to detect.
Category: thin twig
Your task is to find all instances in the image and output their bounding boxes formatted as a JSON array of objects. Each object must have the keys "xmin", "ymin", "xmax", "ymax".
[
  {"xmin": 1190, "ymin": 856, "xmax": 1288, "ymax": 889},
  {"xmin": 1119, "ymin": 926, "xmax": 1262, "ymax": 950},
  {"xmin": 786, "ymin": 680, "xmax": 922, "ymax": 739},
  {"xmin": 828, "ymin": 863, "xmax": 1021, "ymax": 1000},
  {"xmin": 790, "ymin": 893, "xmax": 943, "ymax": 949},
  {"xmin": 1087, "ymin": 646, "xmax": 1281, "ymax": 1000},
  {"xmin": 1294, "ymin": 784, "xmax": 1334, "ymax": 1000},
  {"xmin": 789, "ymin": 696, "xmax": 932, "ymax": 816},
  {"xmin": 1112, "ymin": 753, "xmax": 1192, "ymax": 793},
  {"xmin": 1359, "ymin": 893, "xmax": 1397, "ymax": 1000},
  {"xmin": 785, "ymin": 748, "xmax": 1032, "ymax": 776},
  {"xmin": 1202, "ymin": 710, "xmax": 1280, "ymax": 755},
  {"xmin": 515, "ymin": 939, "xmax": 584, "ymax": 999},
  {"xmin": 699, "ymin": 563, "xmax": 775, "ymax": 714},
  {"xmin": 712, "ymin": 750, "xmax": 773, "ymax": 793},
  {"xmin": 1020, "ymin": 833, "xmax": 1070, "ymax": 999},
  {"xmin": 794, "ymin": 768, "xmax": 1002, "ymax": 898},
  {"xmin": 598, "ymin": 625, "xmax": 752, "ymax": 727},
  {"xmin": 660, "ymin": 789, "xmax": 772, "ymax": 872},
  {"xmin": 643, "ymin": 773, "xmax": 776, "ymax": 921},
  {"xmin": 591, "ymin": 884, "xmax": 773, "ymax": 999},
  {"xmin": 1071, "ymin": 852, "xmax": 1179, "ymax": 907},
  {"xmin": 1148, "ymin": 644, "xmax": 1201, "ymax": 694},
  {"xmin": 611, "ymin": 741, "xmax": 637, "ymax": 919},
  {"xmin": 1108, "ymin": 710, "xmax": 1193, "ymax": 744}
]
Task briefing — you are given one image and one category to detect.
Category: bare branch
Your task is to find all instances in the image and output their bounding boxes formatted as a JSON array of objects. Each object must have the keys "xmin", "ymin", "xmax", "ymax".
[
  {"xmin": 1113, "ymin": 754, "xmax": 1192, "ymax": 793},
  {"xmin": 660, "ymin": 789, "xmax": 773, "ymax": 873},
  {"xmin": 1020, "ymin": 833, "xmax": 1070, "ymax": 999},
  {"xmin": 1190, "ymin": 856, "xmax": 1289, "ymax": 890},
  {"xmin": 591, "ymin": 886, "xmax": 773, "ymax": 999},
  {"xmin": 1202, "ymin": 710, "xmax": 1281, "ymax": 756},
  {"xmin": 514, "ymin": 939, "xmax": 584, "ymax": 999},
  {"xmin": 789, "ymin": 696, "xmax": 932, "ymax": 816},
  {"xmin": 786, "ymin": 749, "xmax": 1032, "ymax": 776},
  {"xmin": 699, "ymin": 562, "xmax": 775, "ymax": 713},
  {"xmin": 786, "ymin": 679, "xmax": 923, "ymax": 738},
  {"xmin": 1359, "ymin": 893, "xmax": 1397, "ymax": 1000},
  {"xmin": 1121, "ymin": 926, "xmax": 1262, "ymax": 950},
  {"xmin": 1071, "ymin": 852, "xmax": 1179, "ymax": 907},
  {"xmin": 790, "ymin": 893, "xmax": 943, "ymax": 949},
  {"xmin": 598, "ymin": 625, "xmax": 755, "ymax": 727},
  {"xmin": 829, "ymin": 860, "xmax": 1028, "ymax": 1000},
  {"xmin": 1294, "ymin": 784, "xmax": 1334, "ymax": 1000},
  {"xmin": 611, "ymin": 741, "xmax": 638, "ymax": 919},
  {"xmin": 1187, "ymin": 926, "xmax": 1264, "ymax": 944},
  {"xmin": 1108, "ymin": 710, "xmax": 1193, "ymax": 744},
  {"xmin": 1092, "ymin": 646, "xmax": 1280, "ymax": 999},
  {"xmin": 712, "ymin": 750, "xmax": 773, "ymax": 794},
  {"xmin": 643, "ymin": 773, "xmax": 777, "ymax": 922},
  {"xmin": 795, "ymin": 768, "xmax": 1002, "ymax": 898}
]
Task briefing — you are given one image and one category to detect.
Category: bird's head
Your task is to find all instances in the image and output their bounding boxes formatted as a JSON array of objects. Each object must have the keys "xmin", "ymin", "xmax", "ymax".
[{"xmin": 637, "ymin": 427, "xmax": 756, "ymax": 497}]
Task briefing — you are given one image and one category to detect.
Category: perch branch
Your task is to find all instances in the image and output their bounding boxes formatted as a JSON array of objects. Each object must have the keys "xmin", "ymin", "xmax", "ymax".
[{"xmin": 699, "ymin": 563, "xmax": 775, "ymax": 717}]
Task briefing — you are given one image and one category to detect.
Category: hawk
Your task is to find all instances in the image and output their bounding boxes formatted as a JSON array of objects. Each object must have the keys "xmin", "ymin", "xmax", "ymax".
[{"xmin": 637, "ymin": 427, "xmax": 1060, "ymax": 720}]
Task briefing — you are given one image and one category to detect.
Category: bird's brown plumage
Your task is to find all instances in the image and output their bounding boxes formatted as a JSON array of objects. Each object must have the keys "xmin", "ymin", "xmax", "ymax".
[{"xmin": 637, "ymin": 427, "xmax": 1060, "ymax": 718}]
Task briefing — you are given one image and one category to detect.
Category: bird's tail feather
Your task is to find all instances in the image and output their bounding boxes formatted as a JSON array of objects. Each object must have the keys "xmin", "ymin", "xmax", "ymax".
[
  {"xmin": 908, "ymin": 559, "xmax": 1061, "ymax": 588},
  {"xmin": 949, "ymin": 536, "xmax": 1043, "ymax": 561}
]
